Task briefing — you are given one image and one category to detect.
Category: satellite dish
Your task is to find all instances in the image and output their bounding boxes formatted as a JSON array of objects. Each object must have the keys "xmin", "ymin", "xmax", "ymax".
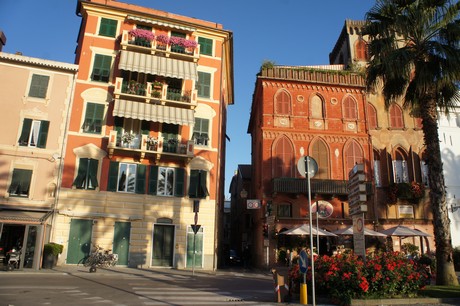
[{"xmin": 297, "ymin": 156, "xmax": 318, "ymax": 178}]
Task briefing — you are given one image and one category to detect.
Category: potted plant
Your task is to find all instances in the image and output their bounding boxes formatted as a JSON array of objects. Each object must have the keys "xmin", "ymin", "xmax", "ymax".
[
  {"xmin": 42, "ymin": 243, "xmax": 63, "ymax": 269},
  {"xmin": 155, "ymin": 34, "xmax": 169, "ymax": 50},
  {"xmin": 147, "ymin": 136, "xmax": 158, "ymax": 150},
  {"xmin": 121, "ymin": 132, "xmax": 135, "ymax": 147},
  {"xmin": 128, "ymin": 28, "xmax": 154, "ymax": 47}
]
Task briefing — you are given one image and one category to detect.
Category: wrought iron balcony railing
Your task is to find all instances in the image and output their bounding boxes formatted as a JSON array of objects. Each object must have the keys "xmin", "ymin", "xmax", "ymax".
[{"xmin": 273, "ymin": 177, "xmax": 373, "ymax": 195}]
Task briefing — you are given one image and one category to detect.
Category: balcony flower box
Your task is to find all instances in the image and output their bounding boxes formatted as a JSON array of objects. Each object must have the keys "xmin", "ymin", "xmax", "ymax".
[
  {"xmin": 156, "ymin": 34, "xmax": 169, "ymax": 50},
  {"xmin": 128, "ymin": 28, "xmax": 154, "ymax": 47},
  {"xmin": 147, "ymin": 136, "xmax": 159, "ymax": 151}
]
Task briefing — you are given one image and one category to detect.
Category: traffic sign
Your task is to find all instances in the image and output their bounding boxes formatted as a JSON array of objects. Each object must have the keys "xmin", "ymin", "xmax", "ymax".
[
  {"xmin": 191, "ymin": 224, "xmax": 201, "ymax": 234},
  {"xmin": 297, "ymin": 156, "xmax": 318, "ymax": 178},
  {"xmin": 299, "ymin": 250, "xmax": 309, "ymax": 273}
]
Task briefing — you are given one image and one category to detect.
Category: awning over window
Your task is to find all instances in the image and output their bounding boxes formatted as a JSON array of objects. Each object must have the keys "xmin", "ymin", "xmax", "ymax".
[
  {"xmin": 0, "ymin": 210, "xmax": 52, "ymax": 224},
  {"xmin": 127, "ymin": 15, "xmax": 196, "ymax": 32},
  {"xmin": 119, "ymin": 51, "xmax": 198, "ymax": 81},
  {"xmin": 113, "ymin": 99, "xmax": 195, "ymax": 126}
]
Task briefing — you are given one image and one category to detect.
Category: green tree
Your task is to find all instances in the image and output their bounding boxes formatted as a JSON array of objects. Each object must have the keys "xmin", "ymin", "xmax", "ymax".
[{"xmin": 364, "ymin": 0, "xmax": 460, "ymax": 285}]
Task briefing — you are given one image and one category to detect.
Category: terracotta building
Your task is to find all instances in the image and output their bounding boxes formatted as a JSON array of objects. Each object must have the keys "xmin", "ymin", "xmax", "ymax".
[
  {"xmin": 0, "ymin": 52, "xmax": 78, "ymax": 270},
  {"xmin": 244, "ymin": 20, "xmax": 433, "ymax": 268},
  {"xmin": 53, "ymin": 0, "xmax": 233, "ymax": 270}
]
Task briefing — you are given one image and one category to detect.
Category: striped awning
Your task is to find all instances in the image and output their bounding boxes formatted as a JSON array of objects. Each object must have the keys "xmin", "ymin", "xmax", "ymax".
[
  {"xmin": 113, "ymin": 99, "xmax": 195, "ymax": 126},
  {"xmin": 119, "ymin": 51, "xmax": 198, "ymax": 81},
  {"xmin": 127, "ymin": 15, "xmax": 196, "ymax": 32}
]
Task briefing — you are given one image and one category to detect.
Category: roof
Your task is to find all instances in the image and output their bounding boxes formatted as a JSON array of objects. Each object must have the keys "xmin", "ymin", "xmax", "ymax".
[{"xmin": 0, "ymin": 52, "xmax": 78, "ymax": 72}]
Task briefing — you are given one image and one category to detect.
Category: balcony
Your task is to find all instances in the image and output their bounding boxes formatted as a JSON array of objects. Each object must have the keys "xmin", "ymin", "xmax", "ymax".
[
  {"xmin": 114, "ymin": 78, "xmax": 197, "ymax": 109},
  {"xmin": 272, "ymin": 178, "xmax": 373, "ymax": 196},
  {"xmin": 120, "ymin": 30, "xmax": 200, "ymax": 63},
  {"xmin": 107, "ymin": 130, "xmax": 194, "ymax": 162}
]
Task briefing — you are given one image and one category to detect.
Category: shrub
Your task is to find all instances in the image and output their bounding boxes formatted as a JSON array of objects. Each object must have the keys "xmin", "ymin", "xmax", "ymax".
[{"xmin": 44, "ymin": 243, "xmax": 63, "ymax": 256}]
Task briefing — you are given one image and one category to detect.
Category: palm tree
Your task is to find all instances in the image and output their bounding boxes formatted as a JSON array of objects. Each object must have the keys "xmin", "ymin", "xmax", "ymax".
[{"xmin": 364, "ymin": 0, "xmax": 460, "ymax": 285}]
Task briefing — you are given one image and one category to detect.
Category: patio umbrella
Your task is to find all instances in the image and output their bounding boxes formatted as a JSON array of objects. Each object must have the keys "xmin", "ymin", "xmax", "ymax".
[
  {"xmin": 279, "ymin": 224, "xmax": 337, "ymax": 237},
  {"xmin": 333, "ymin": 225, "xmax": 387, "ymax": 237},
  {"xmin": 379, "ymin": 225, "xmax": 431, "ymax": 237}
]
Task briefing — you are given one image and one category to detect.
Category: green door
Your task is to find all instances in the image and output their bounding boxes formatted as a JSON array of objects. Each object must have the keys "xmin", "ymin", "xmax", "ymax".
[
  {"xmin": 152, "ymin": 224, "xmax": 174, "ymax": 266},
  {"xmin": 186, "ymin": 226, "xmax": 203, "ymax": 268},
  {"xmin": 113, "ymin": 221, "xmax": 130, "ymax": 266},
  {"xmin": 67, "ymin": 219, "xmax": 92, "ymax": 264}
]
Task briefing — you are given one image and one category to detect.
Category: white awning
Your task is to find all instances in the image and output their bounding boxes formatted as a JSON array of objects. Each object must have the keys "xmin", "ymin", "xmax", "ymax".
[
  {"xmin": 127, "ymin": 15, "xmax": 196, "ymax": 32},
  {"xmin": 0, "ymin": 210, "xmax": 52, "ymax": 224},
  {"xmin": 113, "ymin": 99, "xmax": 195, "ymax": 126},
  {"xmin": 119, "ymin": 51, "xmax": 198, "ymax": 81}
]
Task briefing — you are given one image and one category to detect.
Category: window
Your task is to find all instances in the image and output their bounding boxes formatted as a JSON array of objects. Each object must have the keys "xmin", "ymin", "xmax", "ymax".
[
  {"xmin": 275, "ymin": 91, "xmax": 290, "ymax": 115},
  {"xmin": 277, "ymin": 203, "xmax": 292, "ymax": 218},
  {"xmin": 373, "ymin": 149, "xmax": 381, "ymax": 187},
  {"xmin": 345, "ymin": 141, "xmax": 363, "ymax": 176},
  {"xmin": 193, "ymin": 118, "xmax": 209, "ymax": 146},
  {"xmin": 355, "ymin": 39, "xmax": 368, "ymax": 60},
  {"xmin": 393, "ymin": 148, "xmax": 409, "ymax": 183},
  {"xmin": 99, "ymin": 18, "xmax": 117, "ymax": 37},
  {"xmin": 18, "ymin": 119, "xmax": 49, "ymax": 148},
  {"xmin": 8, "ymin": 169, "xmax": 32, "ymax": 197},
  {"xmin": 311, "ymin": 139, "xmax": 329, "ymax": 179},
  {"xmin": 273, "ymin": 136, "xmax": 294, "ymax": 178},
  {"xmin": 310, "ymin": 94, "xmax": 324, "ymax": 118},
  {"xmin": 198, "ymin": 37, "xmax": 213, "ymax": 56},
  {"xmin": 148, "ymin": 166, "xmax": 185, "ymax": 197},
  {"xmin": 196, "ymin": 71, "xmax": 211, "ymax": 98},
  {"xmin": 72, "ymin": 158, "xmax": 99, "ymax": 190},
  {"xmin": 189, "ymin": 170, "xmax": 209, "ymax": 198},
  {"xmin": 28, "ymin": 74, "xmax": 49, "ymax": 98},
  {"xmin": 91, "ymin": 54, "xmax": 112, "ymax": 82},
  {"xmin": 367, "ymin": 103, "xmax": 378, "ymax": 129},
  {"xmin": 107, "ymin": 162, "xmax": 146, "ymax": 194},
  {"xmin": 389, "ymin": 104, "xmax": 404, "ymax": 129},
  {"xmin": 82, "ymin": 103, "xmax": 104, "ymax": 134},
  {"xmin": 343, "ymin": 96, "xmax": 357, "ymax": 119},
  {"xmin": 162, "ymin": 123, "xmax": 179, "ymax": 153}
]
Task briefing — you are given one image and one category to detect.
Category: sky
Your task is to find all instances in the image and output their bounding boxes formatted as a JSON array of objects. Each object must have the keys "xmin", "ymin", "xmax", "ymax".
[{"xmin": 0, "ymin": 0, "xmax": 374, "ymax": 199}]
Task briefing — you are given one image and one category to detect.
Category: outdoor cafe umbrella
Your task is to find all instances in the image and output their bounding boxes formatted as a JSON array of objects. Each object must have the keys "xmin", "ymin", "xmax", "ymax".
[
  {"xmin": 333, "ymin": 225, "xmax": 387, "ymax": 237},
  {"xmin": 379, "ymin": 225, "xmax": 431, "ymax": 237},
  {"xmin": 279, "ymin": 224, "xmax": 337, "ymax": 237}
]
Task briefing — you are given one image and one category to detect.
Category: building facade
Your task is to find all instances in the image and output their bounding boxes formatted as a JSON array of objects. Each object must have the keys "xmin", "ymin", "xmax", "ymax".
[
  {"xmin": 0, "ymin": 52, "xmax": 78, "ymax": 270},
  {"xmin": 244, "ymin": 20, "xmax": 433, "ymax": 268},
  {"xmin": 53, "ymin": 0, "xmax": 233, "ymax": 270}
]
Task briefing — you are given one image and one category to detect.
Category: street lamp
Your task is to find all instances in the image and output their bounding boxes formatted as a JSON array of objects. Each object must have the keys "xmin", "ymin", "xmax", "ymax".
[{"xmin": 240, "ymin": 188, "xmax": 248, "ymax": 199}]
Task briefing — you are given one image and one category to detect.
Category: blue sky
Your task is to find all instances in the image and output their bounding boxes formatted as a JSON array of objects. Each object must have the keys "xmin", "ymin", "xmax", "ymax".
[{"xmin": 0, "ymin": 0, "xmax": 373, "ymax": 199}]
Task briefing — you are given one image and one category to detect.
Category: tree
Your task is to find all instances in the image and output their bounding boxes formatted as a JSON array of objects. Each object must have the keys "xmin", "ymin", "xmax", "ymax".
[{"xmin": 364, "ymin": 0, "xmax": 460, "ymax": 285}]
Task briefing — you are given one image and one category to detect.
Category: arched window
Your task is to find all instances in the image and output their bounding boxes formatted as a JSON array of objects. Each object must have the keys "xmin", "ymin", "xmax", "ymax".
[
  {"xmin": 275, "ymin": 90, "xmax": 291, "ymax": 115},
  {"xmin": 311, "ymin": 138, "xmax": 329, "ymax": 179},
  {"xmin": 273, "ymin": 136, "xmax": 294, "ymax": 178},
  {"xmin": 389, "ymin": 104, "xmax": 404, "ymax": 129},
  {"xmin": 310, "ymin": 94, "xmax": 324, "ymax": 118},
  {"xmin": 345, "ymin": 140, "xmax": 363, "ymax": 176},
  {"xmin": 367, "ymin": 103, "xmax": 378, "ymax": 129},
  {"xmin": 393, "ymin": 148, "xmax": 409, "ymax": 183},
  {"xmin": 355, "ymin": 39, "xmax": 368, "ymax": 60},
  {"xmin": 343, "ymin": 96, "xmax": 357, "ymax": 120},
  {"xmin": 420, "ymin": 151, "xmax": 429, "ymax": 187},
  {"xmin": 373, "ymin": 149, "xmax": 381, "ymax": 187}
]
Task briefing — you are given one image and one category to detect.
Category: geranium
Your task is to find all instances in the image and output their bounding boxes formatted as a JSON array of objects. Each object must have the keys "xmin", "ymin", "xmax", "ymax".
[
  {"xmin": 169, "ymin": 36, "xmax": 184, "ymax": 46},
  {"xmin": 410, "ymin": 181, "xmax": 425, "ymax": 199},
  {"xmin": 128, "ymin": 28, "xmax": 154, "ymax": 41},
  {"xmin": 121, "ymin": 132, "xmax": 135, "ymax": 144},
  {"xmin": 156, "ymin": 34, "xmax": 170, "ymax": 45},
  {"xmin": 182, "ymin": 39, "xmax": 198, "ymax": 49}
]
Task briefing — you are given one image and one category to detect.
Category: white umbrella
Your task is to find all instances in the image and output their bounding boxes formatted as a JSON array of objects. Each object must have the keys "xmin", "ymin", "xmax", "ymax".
[
  {"xmin": 279, "ymin": 224, "xmax": 337, "ymax": 237},
  {"xmin": 333, "ymin": 225, "xmax": 387, "ymax": 237},
  {"xmin": 379, "ymin": 225, "xmax": 431, "ymax": 237}
]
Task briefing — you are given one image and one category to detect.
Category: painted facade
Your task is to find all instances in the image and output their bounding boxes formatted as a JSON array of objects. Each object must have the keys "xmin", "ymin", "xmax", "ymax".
[
  {"xmin": 53, "ymin": 0, "xmax": 233, "ymax": 271},
  {"xmin": 0, "ymin": 52, "xmax": 78, "ymax": 270}
]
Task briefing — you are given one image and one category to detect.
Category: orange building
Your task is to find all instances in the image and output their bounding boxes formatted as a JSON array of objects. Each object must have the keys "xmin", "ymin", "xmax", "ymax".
[{"xmin": 53, "ymin": 0, "xmax": 233, "ymax": 270}]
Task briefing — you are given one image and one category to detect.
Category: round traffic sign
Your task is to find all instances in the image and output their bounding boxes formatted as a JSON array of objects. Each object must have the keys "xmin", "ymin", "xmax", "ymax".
[{"xmin": 297, "ymin": 156, "xmax": 318, "ymax": 178}]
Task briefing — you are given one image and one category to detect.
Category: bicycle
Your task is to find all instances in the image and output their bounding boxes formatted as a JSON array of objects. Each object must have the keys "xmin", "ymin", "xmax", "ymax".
[{"xmin": 83, "ymin": 245, "xmax": 118, "ymax": 273}]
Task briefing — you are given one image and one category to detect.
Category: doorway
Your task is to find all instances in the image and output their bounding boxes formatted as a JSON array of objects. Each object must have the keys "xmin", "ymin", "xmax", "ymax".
[
  {"xmin": 67, "ymin": 219, "xmax": 93, "ymax": 264},
  {"xmin": 113, "ymin": 221, "xmax": 131, "ymax": 266},
  {"xmin": 151, "ymin": 224, "xmax": 174, "ymax": 266}
]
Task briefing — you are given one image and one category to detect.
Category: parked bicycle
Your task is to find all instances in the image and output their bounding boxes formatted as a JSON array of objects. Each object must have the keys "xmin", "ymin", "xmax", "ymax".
[{"xmin": 83, "ymin": 245, "xmax": 118, "ymax": 273}]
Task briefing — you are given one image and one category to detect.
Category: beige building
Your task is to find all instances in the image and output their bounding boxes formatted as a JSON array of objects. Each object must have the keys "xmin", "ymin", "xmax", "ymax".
[{"xmin": 0, "ymin": 52, "xmax": 78, "ymax": 270}]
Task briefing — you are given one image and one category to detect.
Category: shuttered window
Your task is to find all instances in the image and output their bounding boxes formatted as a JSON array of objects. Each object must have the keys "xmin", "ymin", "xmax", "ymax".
[
  {"xmin": 311, "ymin": 139, "xmax": 329, "ymax": 179},
  {"xmin": 91, "ymin": 54, "xmax": 111, "ymax": 82},
  {"xmin": 188, "ymin": 170, "xmax": 209, "ymax": 198},
  {"xmin": 28, "ymin": 74, "xmax": 49, "ymax": 98},
  {"xmin": 198, "ymin": 37, "xmax": 213, "ymax": 56},
  {"xmin": 72, "ymin": 158, "xmax": 99, "ymax": 190},
  {"xmin": 18, "ymin": 118, "xmax": 49, "ymax": 148},
  {"xmin": 311, "ymin": 95, "xmax": 324, "ymax": 118},
  {"xmin": 273, "ymin": 136, "xmax": 294, "ymax": 178},
  {"xmin": 389, "ymin": 104, "xmax": 404, "ymax": 129},
  {"xmin": 275, "ymin": 91, "xmax": 290, "ymax": 115},
  {"xmin": 355, "ymin": 39, "xmax": 368, "ymax": 60},
  {"xmin": 196, "ymin": 71, "xmax": 211, "ymax": 98},
  {"xmin": 148, "ymin": 166, "xmax": 184, "ymax": 197},
  {"xmin": 82, "ymin": 102, "xmax": 104, "ymax": 134},
  {"xmin": 8, "ymin": 169, "xmax": 32, "ymax": 197},
  {"xmin": 367, "ymin": 103, "xmax": 378, "ymax": 129},
  {"xmin": 99, "ymin": 18, "xmax": 117, "ymax": 37},
  {"xmin": 343, "ymin": 96, "xmax": 357, "ymax": 119},
  {"xmin": 345, "ymin": 141, "xmax": 363, "ymax": 176},
  {"xmin": 193, "ymin": 118, "xmax": 209, "ymax": 146}
]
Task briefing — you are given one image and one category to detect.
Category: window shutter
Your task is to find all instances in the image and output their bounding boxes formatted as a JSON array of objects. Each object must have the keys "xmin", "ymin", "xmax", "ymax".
[
  {"xmin": 37, "ymin": 120, "xmax": 49, "ymax": 148},
  {"xmin": 73, "ymin": 158, "xmax": 88, "ymax": 188},
  {"xmin": 141, "ymin": 120, "xmax": 150, "ymax": 135},
  {"xmin": 114, "ymin": 116, "xmax": 124, "ymax": 143},
  {"xmin": 135, "ymin": 164, "xmax": 146, "ymax": 194},
  {"xmin": 148, "ymin": 166, "xmax": 158, "ymax": 195},
  {"xmin": 107, "ymin": 162, "xmax": 119, "ymax": 192},
  {"xmin": 174, "ymin": 168, "xmax": 185, "ymax": 197},
  {"xmin": 88, "ymin": 159, "xmax": 99, "ymax": 189},
  {"xmin": 198, "ymin": 171, "xmax": 209, "ymax": 198},
  {"xmin": 188, "ymin": 170, "xmax": 199, "ymax": 198},
  {"xmin": 18, "ymin": 118, "xmax": 32, "ymax": 146}
]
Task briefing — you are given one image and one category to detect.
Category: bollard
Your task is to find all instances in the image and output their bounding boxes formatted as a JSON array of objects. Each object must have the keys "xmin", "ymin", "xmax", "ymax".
[
  {"xmin": 300, "ymin": 283, "xmax": 307, "ymax": 305},
  {"xmin": 272, "ymin": 268, "xmax": 289, "ymax": 303}
]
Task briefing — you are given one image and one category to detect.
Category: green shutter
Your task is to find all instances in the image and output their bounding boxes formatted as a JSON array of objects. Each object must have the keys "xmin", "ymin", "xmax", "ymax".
[
  {"xmin": 188, "ymin": 170, "xmax": 199, "ymax": 198},
  {"xmin": 92, "ymin": 54, "xmax": 111, "ymax": 82},
  {"xmin": 141, "ymin": 121, "xmax": 150, "ymax": 135},
  {"xmin": 197, "ymin": 72, "xmax": 211, "ymax": 98},
  {"xmin": 99, "ymin": 18, "xmax": 117, "ymax": 37},
  {"xmin": 18, "ymin": 119, "xmax": 32, "ymax": 146},
  {"xmin": 73, "ymin": 158, "xmax": 88, "ymax": 188},
  {"xmin": 148, "ymin": 166, "xmax": 158, "ymax": 195},
  {"xmin": 108, "ymin": 162, "xmax": 119, "ymax": 192},
  {"xmin": 198, "ymin": 171, "xmax": 209, "ymax": 198},
  {"xmin": 88, "ymin": 159, "xmax": 99, "ymax": 189},
  {"xmin": 8, "ymin": 169, "xmax": 32, "ymax": 196},
  {"xmin": 136, "ymin": 164, "xmax": 146, "ymax": 194},
  {"xmin": 174, "ymin": 168, "xmax": 185, "ymax": 197},
  {"xmin": 198, "ymin": 37, "xmax": 212, "ymax": 56},
  {"xmin": 29, "ymin": 75, "xmax": 49, "ymax": 98},
  {"xmin": 37, "ymin": 120, "xmax": 49, "ymax": 148}
]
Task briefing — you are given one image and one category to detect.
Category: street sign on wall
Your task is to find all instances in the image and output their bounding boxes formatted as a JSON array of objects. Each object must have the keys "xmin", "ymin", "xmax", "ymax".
[
  {"xmin": 246, "ymin": 199, "xmax": 261, "ymax": 209},
  {"xmin": 347, "ymin": 164, "xmax": 367, "ymax": 215}
]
